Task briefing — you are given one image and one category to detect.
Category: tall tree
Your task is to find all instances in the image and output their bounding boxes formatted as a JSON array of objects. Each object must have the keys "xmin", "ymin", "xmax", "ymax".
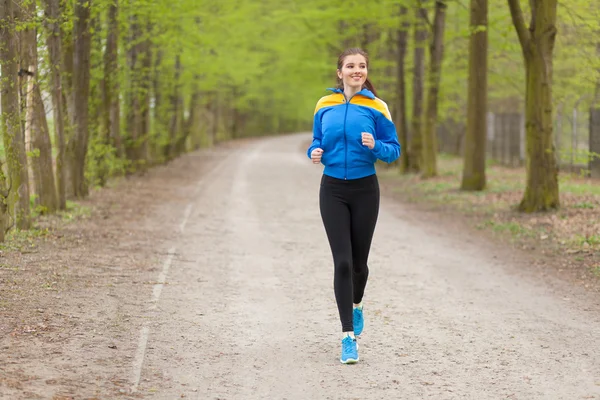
[
  {"xmin": 70, "ymin": 0, "xmax": 93, "ymax": 198},
  {"xmin": 23, "ymin": 0, "xmax": 58, "ymax": 213},
  {"xmin": 42, "ymin": 0, "xmax": 67, "ymax": 210},
  {"xmin": 0, "ymin": 0, "xmax": 31, "ymax": 229},
  {"xmin": 168, "ymin": 54, "xmax": 184, "ymax": 158},
  {"xmin": 461, "ymin": 0, "xmax": 488, "ymax": 191},
  {"xmin": 421, "ymin": 0, "xmax": 448, "ymax": 178},
  {"xmin": 507, "ymin": 0, "xmax": 559, "ymax": 212},
  {"xmin": 103, "ymin": 1, "xmax": 122, "ymax": 158},
  {"xmin": 396, "ymin": 5, "xmax": 410, "ymax": 173},
  {"xmin": 409, "ymin": 2, "xmax": 428, "ymax": 173},
  {"xmin": 594, "ymin": 41, "xmax": 600, "ymax": 101}
]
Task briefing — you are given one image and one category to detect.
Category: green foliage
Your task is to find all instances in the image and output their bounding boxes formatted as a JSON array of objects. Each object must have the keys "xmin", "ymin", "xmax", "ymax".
[
  {"xmin": 478, "ymin": 220, "xmax": 536, "ymax": 238},
  {"xmin": 0, "ymin": 228, "xmax": 49, "ymax": 252},
  {"xmin": 573, "ymin": 202, "xmax": 595, "ymax": 209},
  {"xmin": 2, "ymin": 0, "xmax": 599, "ymax": 232},
  {"xmin": 59, "ymin": 201, "xmax": 92, "ymax": 222},
  {"xmin": 85, "ymin": 136, "xmax": 129, "ymax": 188}
]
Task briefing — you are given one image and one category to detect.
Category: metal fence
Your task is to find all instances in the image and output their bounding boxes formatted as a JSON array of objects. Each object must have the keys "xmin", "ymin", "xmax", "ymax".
[{"xmin": 436, "ymin": 106, "xmax": 600, "ymax": 178}]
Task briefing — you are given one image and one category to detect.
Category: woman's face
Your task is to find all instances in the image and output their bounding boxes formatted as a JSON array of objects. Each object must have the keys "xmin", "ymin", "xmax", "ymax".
[{"xmin": 337, "ymin": 54, "xmax": 368, "ymax": 91}]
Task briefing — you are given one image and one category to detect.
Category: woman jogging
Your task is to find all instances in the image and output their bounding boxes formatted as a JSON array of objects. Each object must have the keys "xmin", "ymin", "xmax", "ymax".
[{"xmin": 307, "ymin": 48, "xmax": 401, "ymax": 364}]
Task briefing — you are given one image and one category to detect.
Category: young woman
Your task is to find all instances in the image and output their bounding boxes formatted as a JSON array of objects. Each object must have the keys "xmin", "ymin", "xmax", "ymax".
[{"xmin": 307, "ymin": 48, "xmax": 401, "ymax": 364}]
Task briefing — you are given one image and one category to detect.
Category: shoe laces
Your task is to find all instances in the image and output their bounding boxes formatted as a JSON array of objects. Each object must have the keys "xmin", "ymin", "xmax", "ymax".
[
  {"xmin": 354, "ymin": 308, "xmax": 363, "ymax": 321},
  {"xmin": 342, "ymin": 336, "xmax": 355, "ymax": 353}
]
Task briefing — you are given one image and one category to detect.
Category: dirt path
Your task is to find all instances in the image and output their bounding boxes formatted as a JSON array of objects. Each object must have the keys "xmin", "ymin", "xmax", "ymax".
[{"xmin": 2, "ymin": 133, "xmax": 600, "ymax": 399}]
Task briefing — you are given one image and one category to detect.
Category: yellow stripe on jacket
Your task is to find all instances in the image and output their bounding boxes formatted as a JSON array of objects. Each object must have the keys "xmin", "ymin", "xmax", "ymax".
[
  {"xmin": 314, "ymin": 93, "xmax": 345, "ymax": 115},
  {"xmin": 350, "ymin": 97, "xmax": 393, "ymax": 121}
]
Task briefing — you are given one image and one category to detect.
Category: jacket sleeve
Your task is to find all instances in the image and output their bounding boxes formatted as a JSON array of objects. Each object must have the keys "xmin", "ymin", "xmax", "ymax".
[
  {"xmin": 372, "ymin": 111, "xmax": 401, "ymax": 163},
  {"xmin": 306, "ymin": 109, "xmax": 323, "ymax": 159}
]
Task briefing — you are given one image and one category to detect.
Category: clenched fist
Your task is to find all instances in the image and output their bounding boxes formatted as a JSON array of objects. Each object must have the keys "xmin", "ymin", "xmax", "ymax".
[
  {"xmin": 311, "ymin": 148, "xmax": 323, "ymax": 164},
  {"xmin": 361, "ymin": 132, "xmax": 375, "ymax": 150}
]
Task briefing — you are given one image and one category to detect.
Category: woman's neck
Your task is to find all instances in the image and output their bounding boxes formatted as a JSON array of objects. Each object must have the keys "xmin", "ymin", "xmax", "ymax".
[{"xmin": 343, "ymin": 86, "xmax": 361, "ymax": 101}]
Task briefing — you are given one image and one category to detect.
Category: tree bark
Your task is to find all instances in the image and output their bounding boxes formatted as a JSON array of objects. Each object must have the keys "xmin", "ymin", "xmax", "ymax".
[
  {"xmin": 61, "ymin": 1, "xmax": 74, "ymax": 126},
  {"xmin": 0, "ymin": 158, "xmax": 8, "ymax": 240},
  {"xmin": 70, "ymin": 0, "xmax": 93, "ymax": 198},
  {"xmin": 396, "ymin": 6, "xmax": 410, "ymax": 173},
  {"xmin": 105, "ymin": 1, "xmax": 122, "ymax": 158},
  {"xmin": 595, "ymin": 41, "xmax": 600, "ymax": 103},
  {"xmin": 152, "ymin": 50, "xmax": 170, "ymax": 160},
  {"xmin": 409, "ymin": 3, "xmax": 427, "ymax": 173},
  {"xmin": 461, "ymin": 0, "xmax": 488, "ymax": 191},
  {"xmin": 182, "ymin": 81, "xmax": 201, "ymax": 152},
  {"xmin": 42, "ymin": 0, "xmax": 67, "ymax": 210},
  {"xmin": 125, "ymin": 14, "xmax": 141, "ymax": 164},
  {"xmin": 23, "ymin": 1, "xmax": 58, "ymax": 213},
  {"xmin": 421, "ymin": 1, "xmax": 447, "ymax": 178},
  {"xmin": 507, "ymin": 0, "xmax": 559, "ymax": 212},
  {"xmin": 139, "ymin": 24, "xmax": 152, "ymax": 164},
  {"xmin": 168, "ymin": 54, "xmax": 184, "ymax": 158},
  {"xmin": 0, "ymin": 0, "xmax": 31, "ymax": 229}
]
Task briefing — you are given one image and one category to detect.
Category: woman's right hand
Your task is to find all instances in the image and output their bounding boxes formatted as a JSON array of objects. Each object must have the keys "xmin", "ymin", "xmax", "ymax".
[{"xmin": 311, "ymin": 148, "xmax": 323, "ymax": 164}]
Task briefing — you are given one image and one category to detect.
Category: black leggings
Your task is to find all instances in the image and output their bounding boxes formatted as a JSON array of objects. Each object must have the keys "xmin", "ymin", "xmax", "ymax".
[{"xmin": 319, "ymin": 174, "xmax": 380, "ymax": 332}]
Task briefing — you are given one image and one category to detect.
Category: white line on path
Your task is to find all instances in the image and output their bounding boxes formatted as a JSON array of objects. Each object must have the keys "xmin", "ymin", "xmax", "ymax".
[
  {"xmin": 179, "ymin": 205, "xmax": 193, "ymax": 233},
  {"xmin": 149, "ymin": 248, "xmax": 176, "ymax": 311},
  {"xmin": 131, "ymin": 326, "xmax": 150, "ymax": 393},
  {"xmin": 130, "ymin": 149, "xmax": 239, "ymax": 394},
  {"xmin": 131, "ymin": 247, "xmax": 175, "ymax": 393}
]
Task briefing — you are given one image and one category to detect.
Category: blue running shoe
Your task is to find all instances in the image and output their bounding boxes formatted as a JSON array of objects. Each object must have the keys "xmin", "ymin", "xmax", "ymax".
[
  {"xmin": 353, "ymin": 306, "xmax": 364, "ymax": 336},
  {"xmin": 340, "ymin": 336, "xmax": 359, "ymax": 364}
]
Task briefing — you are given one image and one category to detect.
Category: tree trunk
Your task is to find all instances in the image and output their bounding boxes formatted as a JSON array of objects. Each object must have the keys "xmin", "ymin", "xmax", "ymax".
[
  {"xmin": 0, "ymin": 158, "xmax": 8, "ymax": 240},
  {"xmin": 508, "ymin": 0, "xmax": 559, "ymax": 212},
  {"xmin": 139, "ymin": 24, "xmax": 152, "ymax": 164},
  {"xmin": 0, "ymin": 0, "xmax": 15, "ymax": 235},
  {"xmin": 125, "ymin": 14, "xmax": 141, "ymax": 165},
  {"xmin": 396, "ymin": 6, "xmax": 410, "ymax": 173},
  {"xmin": 421, "ymin": 1, "xmax": 447, "ymax": 178},
  {"xmin": 61, "ymin": 1, "xmax": 74, "ymax": 126},
  {"xmin": 409, "ymin": 3, "xmax": 427, "ymax": 173},
  {"xmin": 595, "ymin": 41, "xmax": 600, "ymax": 103},
  {"xmin": 42, "ymin": 0, "xmax": 67, "ymax": 210},
  {"xmin": 107, "ymin": 2, "xmax": 122, "ymax": 158},
  {"xmin": 23, "ymin": 1, "xmax": 58, "ymax": 213},
  {"xmin": 182, "ymin": 81, "xmax": 201, "ymax": 152},
  {"xmin": 0, "ymin": 0, "xmax": 30, "ymax": 230},
  {"xmin": 169, "ymin": 55, "xmax": 184, "ymax": 158},
  {"xmin": 152, "ymin": 50, "xmax": 169, "ymax": 160},
  {"xmin": 461, "ymin": 0, "xmax": 488, "ymax": 191},
  {"xmin": 70, "ymin": 0, "xmax": 93, "ymax": 198},
  {"xmin": 27, "ymin": 72, "xmax": 59, "ymax": 214},
  {"xmin": 99, "ymin": 0, "xmax": 121, "ymax": 179}
]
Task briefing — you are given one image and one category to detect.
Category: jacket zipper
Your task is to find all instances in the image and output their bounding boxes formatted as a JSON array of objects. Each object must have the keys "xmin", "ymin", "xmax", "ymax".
[
  {"xmin": 342, "ymin": 93, "xmax": 358, "ymax": 180},
  {"xmin": 343, "ymin": 99, "xmax": 349, "ymax": 180}
]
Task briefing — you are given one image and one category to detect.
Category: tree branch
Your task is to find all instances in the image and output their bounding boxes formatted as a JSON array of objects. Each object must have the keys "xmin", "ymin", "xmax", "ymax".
[
  {"xmin": 418, "ymin": 0, "xmax": 433, "ymax": 31},
  {"xmin": 507, "ymin": 0, "xmax": 531, "ymax": 59}
]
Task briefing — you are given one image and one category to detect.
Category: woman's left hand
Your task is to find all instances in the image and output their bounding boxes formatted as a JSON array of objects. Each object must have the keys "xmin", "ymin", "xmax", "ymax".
[{"xmin": 361, "ymin": 132, "xmax": 375, "ymax": 150}]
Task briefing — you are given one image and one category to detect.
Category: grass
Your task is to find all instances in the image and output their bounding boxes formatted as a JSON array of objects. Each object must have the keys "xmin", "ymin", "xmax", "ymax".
[
  {"xmin": 379, "ymin": 153, "xmax": 600, "ymax": 285},
  {"xmin": 573, "ymin": 234, "xmax": 600, "ymax": 246},
  {"xmin": 0, "ymin": 227, "xmax": 50, "ymax": 252},
  {"xmin": 0, "ymin": 199, "xmax": 91, "ymax": 253},
  {"xmin": 478, "ymin": 220, "xmax": 537, "ymax": 239},
  {"xmin": 58, "ymin": 201, "xmax": 92, "ymax": 222}
]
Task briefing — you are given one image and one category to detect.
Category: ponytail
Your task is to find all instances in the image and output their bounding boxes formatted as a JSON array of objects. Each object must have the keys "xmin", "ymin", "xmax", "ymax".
[{"xmin": 363, "ymin": 77, "xmax": 377, "ymax": 97}]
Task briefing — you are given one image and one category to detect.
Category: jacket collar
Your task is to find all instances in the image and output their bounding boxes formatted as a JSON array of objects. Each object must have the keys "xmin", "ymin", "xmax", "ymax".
[{"xmin": 327, "ymin": 87, "xmax": 375, "ymax": 100}]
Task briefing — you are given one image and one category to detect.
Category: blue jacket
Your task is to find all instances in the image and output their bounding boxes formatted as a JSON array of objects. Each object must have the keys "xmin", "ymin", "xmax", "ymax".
[{"xmin": 307, "ymin": 88, "xmax": 401, "ymax": 180}]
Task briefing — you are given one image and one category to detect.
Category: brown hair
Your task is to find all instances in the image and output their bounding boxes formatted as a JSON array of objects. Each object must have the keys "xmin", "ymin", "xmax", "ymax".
[{"xmin": 336, "ymin": 48, "xmax": 377, "ymax": 97}]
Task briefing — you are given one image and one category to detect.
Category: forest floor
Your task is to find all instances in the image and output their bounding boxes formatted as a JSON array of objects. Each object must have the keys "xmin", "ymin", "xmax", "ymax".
[
  {"xmin": 1, "ymin": 133, "xmax": 599, "ymax": 400},
  {"xmin": 377, "ymin": 155, "xmax": 600, "ymax": 294}
]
